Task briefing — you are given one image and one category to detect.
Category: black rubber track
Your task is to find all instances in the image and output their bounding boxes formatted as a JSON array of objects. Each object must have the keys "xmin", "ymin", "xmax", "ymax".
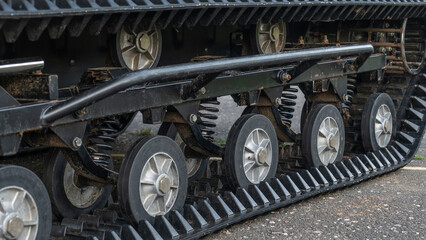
[
  {"xmin": 51, "ymin": 72, "xmax": 425, "ymax": 239},
  {"xmin": 0, "ymin": 0, "xmax": 425, "ymax": 42}
]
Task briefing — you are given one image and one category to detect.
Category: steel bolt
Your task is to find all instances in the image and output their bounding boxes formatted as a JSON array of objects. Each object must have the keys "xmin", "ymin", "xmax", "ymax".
[
  {"xmin": 343, "ymin": 94, "xmax": 350, "ymax": 102},
  {"xmin": 72, "ymin": 137, "xmax": 82, "ymax": 148},
  {"xmin": 275, "ymin": 98, "xmax": 282, "ymax": 105},
  {"xmin": 198, "ymin": 87, "xmax": 206, "ymax": 95},
  {"xmin": 76, "ymin": 108, "xmax": 87, "ymax": 116},
  {"xmin": 346, "ymin": 64, "xmax": 356, "ymax": 71},
  {"xmin": 189, "ymin": 114, "xmax": 198, "ymax": 123},
  {"xmin": 7, "ymin": 217, "xmax": 24, "ymax": 238},
  {"xmin": 279, "ymin": 72, "xmax": 292, "ymax": 82}
]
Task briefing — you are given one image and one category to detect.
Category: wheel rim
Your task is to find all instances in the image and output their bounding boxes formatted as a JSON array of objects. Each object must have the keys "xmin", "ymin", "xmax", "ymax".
[
  {"xmin": 375, "ymin": 104, "xmax": 393, "ymax": 148},
  {"xmin": 0, "ymin": 187, "xmax": 38, "ymax": 240},
  {"xmin": 175, "ymin": 133, "xmax": 203, "ymax": 178},
  {"xmin": 139, "ymin": 152, "xmax": 179, "ymax": 216},
  {"xmin": 243, "ymin": 128, "xmax": 273, "ymax": 184},
  {"xmin": 317, "ymin": 117, "xmax": 340, "ymax": 165},
  {"xmin": 63, "ymin": 163, "xmax": 104, "ymax": 209},
  {"xmin": 256, "ymin": 21, "xmax": 286, "ymax": 54},
  {"xmin": 118, "ymin": 26, "xmax": 160, "ymax": 70}
]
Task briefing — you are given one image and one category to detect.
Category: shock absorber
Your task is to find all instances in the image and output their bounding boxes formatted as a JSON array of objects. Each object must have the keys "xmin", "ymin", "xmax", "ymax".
[
  {"xmin": 342, "ymin": 78, "xmax": 357, "ymax": 125},
  {"xmin": 278, "ymin": 86, "xmax": 298, "ymax": 126},
  {"xmin": 198, "ymin": 99, "xmax": 220, "ymax": 141},
  {"xmin": 85, "ymin": 117, "xmax": 122, "ymax": 168}
]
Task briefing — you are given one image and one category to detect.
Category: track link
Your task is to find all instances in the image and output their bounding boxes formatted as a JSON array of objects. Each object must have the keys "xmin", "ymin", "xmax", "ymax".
[
  {"xmin": 52, "ymin": 72, "xmax": 426, "ymax": 239},
  {"xmin": 0, "ymin": 1, "xmax": 425, "ymax": 42}
]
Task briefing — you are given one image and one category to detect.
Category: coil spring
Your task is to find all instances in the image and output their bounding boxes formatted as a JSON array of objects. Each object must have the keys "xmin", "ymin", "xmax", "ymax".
[
  {"xmin": 86, "ymin": 117, "xmax": 122, "ymax": 168},
  {"xmin": 198, "ymin": 99, "xmax": 220, "ymax": 141},
  {"xmin": 342, "ymin": 78, "xmax": 357, "ymax": 124},
  {"xmin": 278, "ymin": 86, "xmax": 298, "ymax": 126}
]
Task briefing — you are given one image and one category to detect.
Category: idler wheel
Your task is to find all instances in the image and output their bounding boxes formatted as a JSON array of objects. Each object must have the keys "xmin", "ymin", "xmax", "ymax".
[
  {"xmin": 224, "ymin": 114, "xmax": 279, "ymax": 189},
  {"xmin": 302, "ymin": 104, "xmax": 345, "ymax": 167},
  {"xmin": 43, "ymin": 149, "xmax": 112, "ymax": 219},
  {"xmin": 158, "ymin": 122, "xmax": 209, "ymax": 181},
  {"xmin": 0, "ymin": 165, "xmax": 51, "ymax": 240},
  {"xmin": 117, "ymin": 136, "xmax": 187, "ymax": 223},
  {"xmin": 361, "ymin": 93, "xmax": 396, "ymax": 152}
]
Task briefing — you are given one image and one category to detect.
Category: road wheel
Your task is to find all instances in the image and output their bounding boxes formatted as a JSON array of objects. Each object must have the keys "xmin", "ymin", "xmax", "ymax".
[
  {"xmin": 361, "ymin": 93, "xmax": 396, "ymax": 152},
  {"xmin": 112, "ymin": 25, "xmax": 162, "ymax": 70},
  {"xmin": 224, "ymin": 114, "xmax": 278, "ymax": 189},
  {"xmin": 43, "ymin": 149, "xmax": 112, "ymax": 219},
  {"xmin": 117, "ymin": 136, "xmax": 187, "ymax": 223},
  {"xmin": 158, "ymin": 122, "xmax": 208, "ymax": 181},
  {"xmin": 302, "ymin": 104, "xmax": 345, "ymax": 168},
  {"xmin": 252, "ymin": 21, "xmax": 287, "ymax": 54},
  {"xmin": 0, "ymin": 165, "xmax": 52, "ymax": 240}
]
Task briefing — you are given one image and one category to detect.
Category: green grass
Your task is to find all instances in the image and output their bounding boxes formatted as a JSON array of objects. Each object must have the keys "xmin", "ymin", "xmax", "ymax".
[
  {"xmin": 413, "ymin": 155, "xmax": 426, "ymax": 160},
  {"xmin": 137, "ymin": 128, "xmax": 152, "ymax": 136},
  {"xmin": 214, "ymin": 138, "xmax": 226, "ymax": 146}
]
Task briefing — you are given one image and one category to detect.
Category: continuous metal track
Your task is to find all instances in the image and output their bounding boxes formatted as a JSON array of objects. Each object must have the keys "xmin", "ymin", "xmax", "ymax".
[
  {"xmin": 51, "ymin": 71, "xmax": 426, "ymax": 239},
  {"xmin": 0, "ymin": 0, "xmax": 425, "ymax": 42}
]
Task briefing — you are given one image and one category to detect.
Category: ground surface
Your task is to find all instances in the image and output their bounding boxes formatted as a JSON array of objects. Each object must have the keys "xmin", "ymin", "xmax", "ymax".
[{"xmin": 202, "ymin": 160, "xmax": 426, "ymax": 240}]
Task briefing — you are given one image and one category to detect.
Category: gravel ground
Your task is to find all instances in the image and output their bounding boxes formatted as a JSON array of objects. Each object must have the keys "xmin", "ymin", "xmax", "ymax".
[
  {"xmin": 416, "ymin": 136, "xmax": 426, "ymax": 158},
  {"xmin": 202, "ymin": 160, "xmax": 426, "ymax": 240}
]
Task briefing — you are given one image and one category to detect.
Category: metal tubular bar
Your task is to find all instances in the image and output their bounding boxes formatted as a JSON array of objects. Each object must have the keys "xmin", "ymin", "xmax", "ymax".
[
  {"xmin": 41, "ymin": 44, "xmax": 374, "ymax": 123},
  {"xmin": 0, "ymin": 58, "xmax": 44, "ymax": 74}
]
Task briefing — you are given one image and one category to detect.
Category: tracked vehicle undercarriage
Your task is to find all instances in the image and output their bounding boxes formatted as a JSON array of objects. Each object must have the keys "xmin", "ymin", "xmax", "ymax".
[{"xmin": 0, "ymin": 0, "xmax": 424, "ymax": 239}]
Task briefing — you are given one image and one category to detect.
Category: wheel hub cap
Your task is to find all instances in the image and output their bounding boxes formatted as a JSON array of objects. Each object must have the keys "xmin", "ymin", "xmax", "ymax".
[
  {"xmin": 317, "ymin": 117, "xmax": 340, "ymax": 165},
  {"xmin": 0, "ymin": 187, "xmax": 38, "ymax": 240},
  {"xmin": 256, "ymin": 148, "xmax": 268, "ymax": 165},
  {"xmin": 6, "ymin": 216, "xmax": 24, "ymax": 238},
  {"xmin": 119, "ymin": 26, "xmax": 160, "ymax": 70},
  {"xmin": 256, "ymin": 21, "xmax": 286, "ymax": 54},
  {"xmin": 270, "ymin": 25, "xmax": 280, "ymax": 42},
  {"xmin": 243, "ymin": 128, "xmax": 272, "ymax": 184},
  {"xmin": 157, "ymin": 175, "xmax": 171, "ymax": 195},
  {"xmin": 140, "ymin": 152, "xmax": 179, "ymax": 216},
  {"xmin": 137, "ymin": 33, "xmax": 151, "ymax": 52},
  {"xmin": 375, "ymin": 104, "xmax": 393, "ymax": 148}
]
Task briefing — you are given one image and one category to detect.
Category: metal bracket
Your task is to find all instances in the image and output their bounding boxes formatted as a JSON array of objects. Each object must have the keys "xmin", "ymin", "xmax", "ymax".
[
  {"xmin": 0, "ymin": 134, "xmax": 22, "ymax": 156},
  {"xmin": 263, "ymin": 87, "xmax": 284, "ymax": 107},
  {"xmin": 181, "ymin": 73, "xmax": 220, "ymax": 100},
  {"xmin": 50, "ymin": 121, "xmax": 88, "ymax": 150},
  {"xmin": 169, "ymin": 102, "xmax": 223, "ymax": 157},
  {"xmin": 290, "ymin": 59, "xmax": 321, "ymax": 81},
  {"xmin": 329, "ymin": 76, "xmax": 348, "ymax": 101},
  {"xmin": 0, "ymin": 86, "xmax": 19, "ymax": 108},
  {"xmin": 142, "ymin": 107, "xmax": 165, "ymax": 124}
]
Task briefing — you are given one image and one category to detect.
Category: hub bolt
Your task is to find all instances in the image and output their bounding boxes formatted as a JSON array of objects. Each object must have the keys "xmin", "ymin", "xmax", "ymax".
[
  {"xmin": 158, "ymin": 177, "xmax": 171, "ymax": 194},
  {"xmin": 257, "ymin": 148, "xmax": 267, "ymax": 164},
  {"xmin": 7, "ymin": 217, "xmax": 24, "ymax": 238}
]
